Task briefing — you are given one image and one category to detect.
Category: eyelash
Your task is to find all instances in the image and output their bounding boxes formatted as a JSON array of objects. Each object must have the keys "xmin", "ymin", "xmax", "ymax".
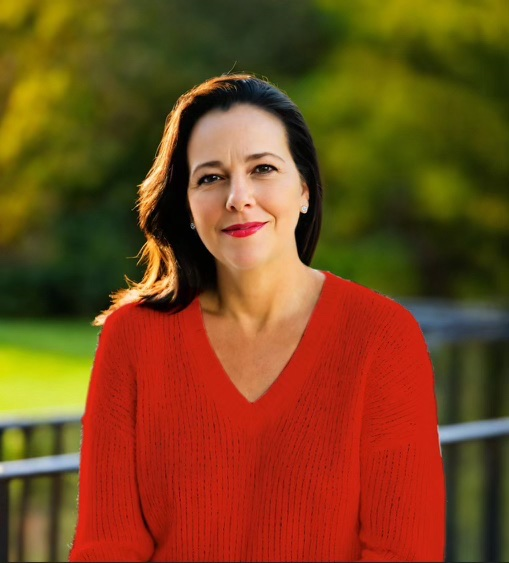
[
  {"xmin": 254, "ymin": 164, "xmax": 277, "ymax": 175},
  {"xmin": 196, "ymin": 164, "xmax": 278, "ymax": 186}
]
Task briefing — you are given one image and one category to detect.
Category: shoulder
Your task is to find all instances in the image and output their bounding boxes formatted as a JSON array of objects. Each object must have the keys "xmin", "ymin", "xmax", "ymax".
[
  {"xmin": 100, "ymin": 302, "xmax": 147, "ymax": 336},
  {"xmin": 99, "ymin": 299, "xmax": 194, "ymax": 341},
  {"xmin": 323, "ymin": 271, "xmax": 420, "ymax": 332},
  {"xmin": 324, "ymin": 274, "xmax": 432, "ymax": 374}
]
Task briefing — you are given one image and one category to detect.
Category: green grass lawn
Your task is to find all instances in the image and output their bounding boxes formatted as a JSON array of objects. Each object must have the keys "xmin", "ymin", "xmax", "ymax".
[{"xmin": 0, "ymin": 318, "xmax": 99, "ymax": 415}]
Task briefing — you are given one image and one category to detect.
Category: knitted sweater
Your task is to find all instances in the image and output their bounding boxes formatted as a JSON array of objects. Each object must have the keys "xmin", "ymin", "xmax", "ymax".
[{"xmin": 69, "ymin": 271, "xmax": 446, "ymax": 562}]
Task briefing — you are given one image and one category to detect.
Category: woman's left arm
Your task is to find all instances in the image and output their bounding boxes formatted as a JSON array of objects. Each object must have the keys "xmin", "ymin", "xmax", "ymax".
[{"xmin": 358, "ymin": 306, "xmax": 446, "ymax": 562}]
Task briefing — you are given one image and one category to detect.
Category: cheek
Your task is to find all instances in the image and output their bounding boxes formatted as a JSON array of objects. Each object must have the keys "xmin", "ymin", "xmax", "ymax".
[
  {"xmin": 188, "ymin": 192, "xmax": 221, "ymax": 225},
  {"xmin": 265, "ymin": 186, "xmax": 301, "ymax": 218}
]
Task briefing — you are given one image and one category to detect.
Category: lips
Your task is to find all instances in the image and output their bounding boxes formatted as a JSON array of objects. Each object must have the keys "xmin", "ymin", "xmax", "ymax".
[
  {"xmin": 221, "ymin": 221, "xmax": 267, "ymax": 238},
  {"xmin": 222, "ymin": 222, "xmax": 266, "ymax": 232}
]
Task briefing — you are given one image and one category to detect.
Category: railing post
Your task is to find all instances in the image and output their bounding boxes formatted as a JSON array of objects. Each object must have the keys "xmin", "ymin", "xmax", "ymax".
[
  {"xmin": 49, "ymin": 424, "xmax": 65, "ymax": 562},
  {"xmin": 483, "ymin": 341, "xmax": 506, "ymax": 563},
  {"xmin": 17, "ymin": 427, "xmax": 33, "ymax": 563},
  {"xmin": 444, "ymin": 343, "xmax": 461, "ymax": 562},
  {"xmin": 0, "ymin": 479, "xmax": 9, "ymax": 563}
]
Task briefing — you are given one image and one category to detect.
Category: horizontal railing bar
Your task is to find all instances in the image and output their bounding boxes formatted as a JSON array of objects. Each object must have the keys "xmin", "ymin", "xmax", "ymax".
[
  {"xmin": 439, "ymin": 417, "xmax": 509, "ymax": 445},
  {"xmin": 402, "ymin": 300, "xmax": 509, "ymax": 342},
  {"xmin": 427, "ymin": 332, "xmax": 508, "ymax": 347},
  {"xmin": 424, "ymin": 331, "xmax": 509, "ymax": 348},
  {"xmin": 0, "ymin": 453, "xmax": 80, "ymax": 480}
]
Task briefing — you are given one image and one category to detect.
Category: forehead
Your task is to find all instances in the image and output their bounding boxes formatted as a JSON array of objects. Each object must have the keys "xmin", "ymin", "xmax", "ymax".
[{"xmin": 187, "ymin": 104, "xmax": 289, "ymax": 159}]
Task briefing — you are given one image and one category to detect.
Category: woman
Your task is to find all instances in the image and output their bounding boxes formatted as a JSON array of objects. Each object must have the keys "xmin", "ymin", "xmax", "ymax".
[{"xmin": 69, "ymin": 74, "xmax": 446, "ymax": 562}]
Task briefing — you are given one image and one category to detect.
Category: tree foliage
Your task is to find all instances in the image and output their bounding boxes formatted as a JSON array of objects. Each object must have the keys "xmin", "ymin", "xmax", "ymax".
[
  {"xmin": 0, "ymin": 0, "xmax": 330, "ymax": 315},
  {"xmin": 0, "ymin": 0, "xmax": 507, "ymax": 316},
  {"xmin": 295, "ymin": 0, "xmax": 509, "ymax": 299}
]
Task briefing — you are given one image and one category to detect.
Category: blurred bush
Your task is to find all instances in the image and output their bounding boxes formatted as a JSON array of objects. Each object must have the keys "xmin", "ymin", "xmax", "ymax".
[
  {"xmin": 296, "ymin": 0, "xmax": 509, "ymax": 299},
  {"xmin": 0, "ymin": 0, "xmax": 508, "ymax": 317}
]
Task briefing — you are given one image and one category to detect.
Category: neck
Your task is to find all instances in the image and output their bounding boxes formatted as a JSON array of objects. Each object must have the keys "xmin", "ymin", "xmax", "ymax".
[{"xmin": 201, "ymin": 260, "xmax": 324, "ymax": 335}]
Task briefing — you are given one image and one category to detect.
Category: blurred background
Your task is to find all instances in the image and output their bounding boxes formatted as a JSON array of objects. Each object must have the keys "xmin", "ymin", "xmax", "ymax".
[{"xmin": 0, "ymin": 0, "xmax": 508, "ymax": 561}]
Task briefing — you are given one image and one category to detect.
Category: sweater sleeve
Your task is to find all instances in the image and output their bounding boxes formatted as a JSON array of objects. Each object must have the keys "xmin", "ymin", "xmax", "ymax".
[
  {"xmin": 357, "ymin": 306, "xmax": 446, "ymax": 562},
  {"xmin": 68, "ymin": 308, "xmax": 155, "ymax": 562}
]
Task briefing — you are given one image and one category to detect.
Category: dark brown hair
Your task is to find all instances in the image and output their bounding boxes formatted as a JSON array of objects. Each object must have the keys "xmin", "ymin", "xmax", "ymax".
[{"xmin": 93, "ymin": 73, "xmax": 323, "ymax": 326}]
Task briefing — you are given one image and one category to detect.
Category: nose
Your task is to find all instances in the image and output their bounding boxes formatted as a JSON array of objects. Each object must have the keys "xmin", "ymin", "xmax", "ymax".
[{"xmin": 226, "ymin": 172, "xmax": 256, "ymax": 212}]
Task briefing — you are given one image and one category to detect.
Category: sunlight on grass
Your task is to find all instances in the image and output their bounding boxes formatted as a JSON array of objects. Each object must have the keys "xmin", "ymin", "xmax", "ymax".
[
  {"xmin": 1, "ymin": 346, "xmax": 91, "ymax": 413},
  {"xmin": 0, "ymin": 318, "xmax": 98, "ymax": 415}
]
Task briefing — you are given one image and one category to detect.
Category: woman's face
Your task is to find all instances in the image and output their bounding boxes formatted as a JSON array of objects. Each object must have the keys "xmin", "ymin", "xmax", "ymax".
[{"xmin": 187, "ymin": 103, "xmax": 309, "ymax": 273}]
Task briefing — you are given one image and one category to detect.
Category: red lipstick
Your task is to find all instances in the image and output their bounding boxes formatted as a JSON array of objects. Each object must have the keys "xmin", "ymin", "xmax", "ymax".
[{"xmin": 222, "ymin": 222, "xmax": 267, "ymax": 238}]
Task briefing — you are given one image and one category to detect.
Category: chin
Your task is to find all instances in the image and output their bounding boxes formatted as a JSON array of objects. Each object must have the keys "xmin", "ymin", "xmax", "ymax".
[{"xmin": 219, "ymin": 252, "xmax": 272, "ymax": 272}]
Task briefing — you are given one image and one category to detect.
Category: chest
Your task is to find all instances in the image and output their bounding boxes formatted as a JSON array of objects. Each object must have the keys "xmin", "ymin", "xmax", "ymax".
[{"xmin": 202, "ymin": 313, "xmax": 310, "ymax": 403}]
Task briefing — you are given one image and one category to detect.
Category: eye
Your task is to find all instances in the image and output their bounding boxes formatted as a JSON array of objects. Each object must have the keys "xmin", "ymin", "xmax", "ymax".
[
  {"xmin": 197, "ymin": 174, "xmax": 222, "ymax": 186},
  {"xmin": 254, "ymin": 164, "xmax": 277, "ymax": 175}
]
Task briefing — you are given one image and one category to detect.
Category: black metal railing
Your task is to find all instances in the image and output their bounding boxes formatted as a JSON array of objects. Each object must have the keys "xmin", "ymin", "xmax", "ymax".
[
  {"xmin": 0, "ymin": 415, "xmax": 82, "ymax": 563},
  {"xmin": 402, "ymin": 298, "xmax": 509, "ymax": 347},
  {"xmin": 0, "ymin": 453, "xmax": 80, "ymax": 563},
  {"xmin": 0, "ymin": 417, "xmax": 508, "ymax": 563},
  {"xmin": 440, "ymin": 418, "xmax": 509, "ymax": 562},
  {"xmin": 0, "ymin": 414, "xmax": 83, "ymax": 464}
]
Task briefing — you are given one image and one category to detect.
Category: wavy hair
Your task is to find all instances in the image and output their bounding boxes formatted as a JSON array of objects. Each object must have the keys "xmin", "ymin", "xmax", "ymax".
[{"xmin": 93, "ymin": 73, "xmax": 323, "ymax": 326}]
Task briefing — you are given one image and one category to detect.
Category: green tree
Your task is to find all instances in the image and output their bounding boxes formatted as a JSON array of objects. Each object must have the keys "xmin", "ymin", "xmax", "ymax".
[
  {"xmin": 2, "ymin": 0, "xmax": 508, "ymax": 316},
  {"xmin": 295, "ymin": 0, "xmax": 509, "ymax": 299},
  {"xmin": 0, "ymin": 0, "xmax": 331, "ymax": 315}
]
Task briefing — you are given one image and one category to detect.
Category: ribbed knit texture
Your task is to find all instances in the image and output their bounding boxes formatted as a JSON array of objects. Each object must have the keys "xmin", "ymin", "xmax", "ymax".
[{"xmin": 69, "ymin": 271, "xmax": 446, "ymax": 562}]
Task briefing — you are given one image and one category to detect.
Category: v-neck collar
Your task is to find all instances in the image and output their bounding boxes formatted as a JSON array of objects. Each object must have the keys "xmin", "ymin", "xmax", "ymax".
[{"xmin": 181, "ymin": 271, "xmax": 339, "ymax": 430}]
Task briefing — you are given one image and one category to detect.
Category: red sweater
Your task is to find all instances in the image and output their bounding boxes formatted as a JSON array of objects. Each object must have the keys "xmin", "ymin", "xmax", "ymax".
[{"xmin": 69, "ymin": 271, "xmax": 446, "ymax": 562}]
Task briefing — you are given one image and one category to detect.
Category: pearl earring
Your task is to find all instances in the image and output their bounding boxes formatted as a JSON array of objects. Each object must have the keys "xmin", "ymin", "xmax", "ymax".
[
  {"xmin": 190, "ymin": 222, "xmax": 196, "ymax": 230},
  {"xmin": 301, "ymin": 205, "xmax": 308, "ymax": 213}
]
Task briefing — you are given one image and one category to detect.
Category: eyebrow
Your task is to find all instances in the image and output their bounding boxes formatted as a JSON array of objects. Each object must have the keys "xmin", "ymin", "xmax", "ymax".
[{"xmin": 190, "ymin": 152, "xmax": 285, "ymax": 177}]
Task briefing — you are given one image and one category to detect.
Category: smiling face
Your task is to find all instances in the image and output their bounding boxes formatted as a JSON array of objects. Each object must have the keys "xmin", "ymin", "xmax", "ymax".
[{"xmin": 187, "ymin": 103, "xmax": 309, "ymax": 274}]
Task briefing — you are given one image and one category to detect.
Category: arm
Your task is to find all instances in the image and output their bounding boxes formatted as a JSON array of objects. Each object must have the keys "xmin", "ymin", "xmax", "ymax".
[
  {"xmin": 358, "ymin": 307, "xmax": 446, "ymax": 562},
  {"xmin": 69, "ymin": 308, "xmax": 155, "ymax": 562}
]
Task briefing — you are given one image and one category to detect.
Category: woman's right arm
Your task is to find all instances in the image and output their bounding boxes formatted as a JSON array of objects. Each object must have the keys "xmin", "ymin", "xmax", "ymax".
[{"xmin": 69, "ymin": 308, "xmax": 155, "ymax": 562}]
